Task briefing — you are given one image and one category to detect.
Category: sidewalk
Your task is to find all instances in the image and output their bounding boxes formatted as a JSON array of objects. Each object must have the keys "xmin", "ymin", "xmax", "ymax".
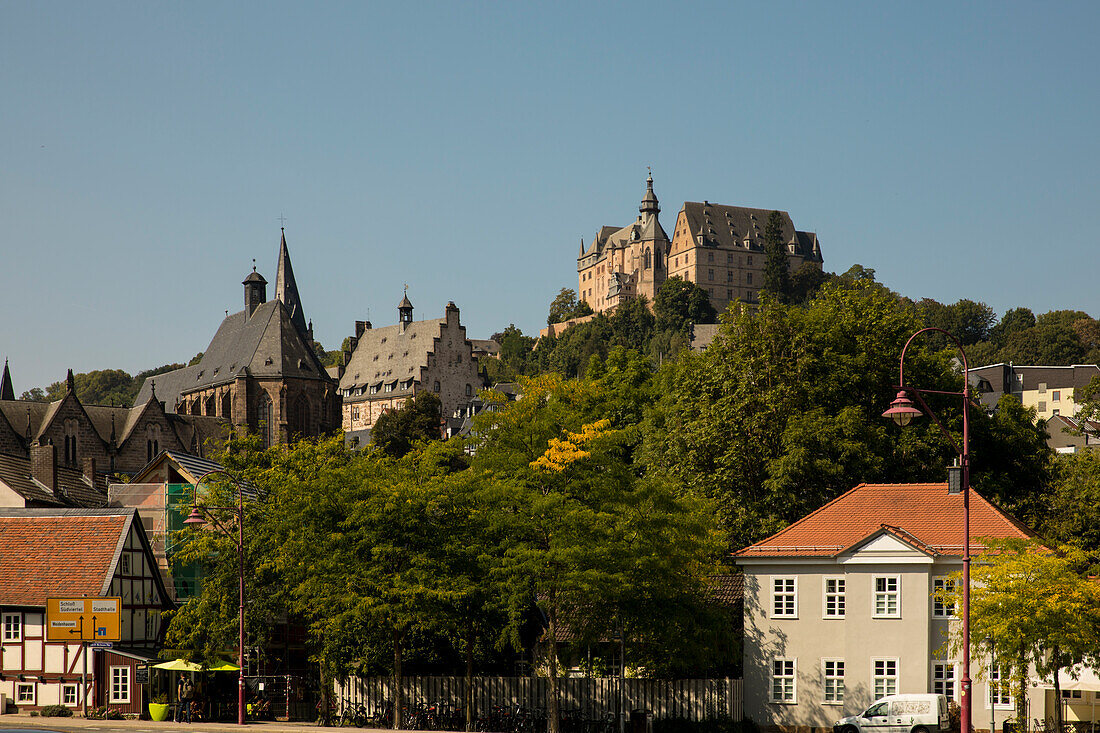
[{"xmin": 0, "ymin": 713, "xmax": 390, "ymax": 732}]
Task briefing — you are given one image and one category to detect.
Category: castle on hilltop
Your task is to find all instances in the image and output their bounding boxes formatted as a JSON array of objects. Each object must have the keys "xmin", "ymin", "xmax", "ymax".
[{"xmin": 577, "ymin": 175, "xmax": 824, "ymax": 317}]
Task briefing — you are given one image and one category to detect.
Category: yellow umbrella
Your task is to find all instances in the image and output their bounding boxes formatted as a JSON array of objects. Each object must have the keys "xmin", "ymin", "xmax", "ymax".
[
  {"xmin": 207, "ymin": 660, "xmax": 240, "ymax": 672},
  {"xmin": 152, "ymin": 659, "xmax": 205, "ymax": 672}
]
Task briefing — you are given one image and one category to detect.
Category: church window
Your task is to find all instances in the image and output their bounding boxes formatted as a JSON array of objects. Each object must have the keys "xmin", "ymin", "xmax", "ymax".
[
  {"xmin": 675, "ymin": 257, "xmax": 678, "ymax": 267},
  {"xmin": 643, "ymin": 249, "xmax": 651, "ymax": 269},
  {"xmin": 205, "ymin": 395, "xmax": 216, "ymax": 416},
  {"xmin": 146, "ymin": 424, "xmax": 161, "ymax": 463},
  {"xmin": 256, "ymin": 393, "xmax": 274, "ymax": 448},
  {"xmin": 221, "ymin": 392, "xmax": 232, "ymax": 420},
  {"xmin": 290, "ymin": 394, "xmax": 310, "ymax": 439},
  {"xmin": 63, "ymin": 419, "xmax": 78, "ymax": 465}
]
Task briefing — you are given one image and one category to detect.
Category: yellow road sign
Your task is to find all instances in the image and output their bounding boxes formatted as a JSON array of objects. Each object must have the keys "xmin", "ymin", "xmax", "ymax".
[{"xmin": 46, "ymin": 597, "xmax": 122, "ymax": 642}]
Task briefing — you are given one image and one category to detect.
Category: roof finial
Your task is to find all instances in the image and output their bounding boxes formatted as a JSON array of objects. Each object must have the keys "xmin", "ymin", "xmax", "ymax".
[
  {"xmin": 150, "ymin": 379, "xmax": 156, "ymax": 399},
  {"xmin": 278, "ymin": 212, "xmax": 287, "ymax": 228},
  {"xmin": 252, "ymin": 258, "xmax": 257, "ymax": 273},
  {"xmin": 66, "ymin": 369, "xmax": 75, "ymax": 394}
]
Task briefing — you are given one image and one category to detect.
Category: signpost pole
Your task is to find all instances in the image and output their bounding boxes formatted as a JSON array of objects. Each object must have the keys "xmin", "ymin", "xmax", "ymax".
[{"xmin": 82, "ymin": 640, "xmax": 87, "ymax": 718}]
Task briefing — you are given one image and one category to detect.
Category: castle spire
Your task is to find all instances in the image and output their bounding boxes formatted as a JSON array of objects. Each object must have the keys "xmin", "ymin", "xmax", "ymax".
[
  {"xmin": 0, "ymin": 359, "xmax": 13, "ymax": 401},
  {"xmin": 639, "ymin": 169, "xmax": 659, "ymax": 217},
  {"xmin": 274, "ymin": 228, "xmax": 309, "ymax": 338}
]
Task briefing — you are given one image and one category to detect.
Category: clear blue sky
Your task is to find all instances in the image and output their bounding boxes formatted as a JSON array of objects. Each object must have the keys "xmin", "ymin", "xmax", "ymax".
[{"xmin": 2, "ymin": 2, "xmax": 1098, "ymax": 396}]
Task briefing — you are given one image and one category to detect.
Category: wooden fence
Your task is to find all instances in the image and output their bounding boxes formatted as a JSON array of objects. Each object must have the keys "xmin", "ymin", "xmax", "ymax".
[{"xmin": 335, "ymin": 676, "xmax": 742, "ymax": 722}]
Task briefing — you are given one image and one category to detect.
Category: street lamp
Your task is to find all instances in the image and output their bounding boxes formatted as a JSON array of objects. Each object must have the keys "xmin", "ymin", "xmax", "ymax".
[
  {"xmin": 883, "ymin": 327, "xmax": 973, "ymax": 733},
  {"xmin": 183, "ymin": 468, "xmax": 248, "ymax": 726}
]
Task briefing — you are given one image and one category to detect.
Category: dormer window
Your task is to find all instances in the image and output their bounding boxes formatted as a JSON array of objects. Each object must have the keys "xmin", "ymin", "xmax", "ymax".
[
  {"xmin": 197, "ymin": 371, "xmax": 203, "ymax": 379},
  {"xmin": 264, "ymin": 357, "xmax": 273, "ymax": 366}
]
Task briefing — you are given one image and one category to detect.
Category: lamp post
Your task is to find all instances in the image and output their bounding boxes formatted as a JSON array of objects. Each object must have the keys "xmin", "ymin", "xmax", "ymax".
[
  {"xmin": 882, "ymin": 327, "xmax": 973, "ymax": 733},
  {"xmin": 183, "ymin": 469, "xmax": 248, "ymax": 726}
]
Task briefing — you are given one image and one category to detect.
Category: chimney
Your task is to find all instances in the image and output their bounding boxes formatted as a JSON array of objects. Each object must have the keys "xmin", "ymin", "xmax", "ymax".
[
  {"xmin": 348, "ymin": 335, "xmax": 359, "ymax": 352},
  {"xmin": 82, "ymin": 457, "xmax": 97, "ymax": 486},
  {"xmin": 355, "ymin": 320, "xmax": 367, "ymax": 338},
  {"xmin": 31, "ymin": 443, "xmax": 57, "ymax": 494}
]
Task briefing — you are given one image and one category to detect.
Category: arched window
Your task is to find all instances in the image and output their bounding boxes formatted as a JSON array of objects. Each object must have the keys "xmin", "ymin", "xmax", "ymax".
[
  {"xmin": 643, "ymin": 248, "xmax": 651, "ymax": 269},
  {"xmin": 63, "ymin": 419, "xmax": 78, "ymax": 465},
  {"xmin": 256, "ymin": 393, "xmax": 274, "ymax": 448},
  {"xmin": 146, "ymin": 424, "xmax": 161, "ymax": 463},
  {"xmin": 204, "ymin": 395, "xmax": 216, "ymax": 416},
  {"xmin": 221, "ymin": 392, "xmax": 232, "ymax": 421},
  {"xmin": 289, "ymin": 394, "xmax": 311, "ymax": 440}
]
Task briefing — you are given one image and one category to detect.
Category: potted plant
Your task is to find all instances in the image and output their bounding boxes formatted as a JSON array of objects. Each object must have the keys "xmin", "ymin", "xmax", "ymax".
[{"xmin": 148, "ymin": 693, "xmax": 171, "ymax": 722}]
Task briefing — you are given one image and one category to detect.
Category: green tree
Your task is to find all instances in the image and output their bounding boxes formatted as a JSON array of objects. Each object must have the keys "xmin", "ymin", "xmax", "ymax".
[
  {"xmin": 1042, "ymin": 449, "xmax": 1100, "ymax": 554},
  {"xmin": 547, "ymin": 288, "xmax": 593, "ymax": 325},
  {"xmin": 609, "ymin": 295, "xmax": 655, "ymax": 351},
  {"xmin": 653, "ymin": 277, "xmax": 716, "ymax": 334},
  {"xmin": 644, "ymin": 280, "xmax": 1050, "ymax": 549},
  {"xmin": 761, "ymin": 210, "xmax": 792, "ymax": 303},
  {"xmin": 944, "ymin": 540, "xmax": 1100, "ymax": 733},
  {"xmin": 789, "ymin": 262, "xmax": 829, "ymax": 304},
  {"xmin": 989, "ymin": 307, "xmax": 1036, "ymax": 346},
  {"xmin": 19, "ymin": 387, "xmax": 46, "ymax": 402},
  {"xmin": 372, "ymin": 390, "xmax": 443, "ymax": 458},
  {"xmin": 471, "ymin": 374, "xmax": 721, "ymax": 733}
]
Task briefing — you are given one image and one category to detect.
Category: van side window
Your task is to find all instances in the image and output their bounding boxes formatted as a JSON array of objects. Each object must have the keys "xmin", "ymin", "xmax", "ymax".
[{"xmin": 865, "ymin": 703, "xmax": 888, "ymax": 718}]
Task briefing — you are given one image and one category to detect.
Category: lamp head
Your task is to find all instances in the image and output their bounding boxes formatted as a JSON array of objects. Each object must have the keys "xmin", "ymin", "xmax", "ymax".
[
  {"xmin": 183, "ymin": 507, "xmax": 207, "ymax": 526},
  {"xmin": 882, "ymin": 390, "xmax": 923, "ymax": 427}
]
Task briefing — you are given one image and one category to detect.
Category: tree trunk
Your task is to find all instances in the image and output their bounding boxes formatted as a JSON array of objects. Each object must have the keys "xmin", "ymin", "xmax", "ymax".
[
  {"xmin": 465, "ymin": 622, "xmax": 475, "ymax": 732},
  {"xmin": 1052, "ymin": 647, "xmax": 1063, "ymax": 733},
  {"xmin": 394, "ymin": 631, "xmax": 404, "ymax": 730},
  {"xmin": 319, "ymin": 659, "xmax": 332, "ymax": 727},
  {"xmin": 548, "ymin": 604, "xmax": 560, "ymax": 733}
]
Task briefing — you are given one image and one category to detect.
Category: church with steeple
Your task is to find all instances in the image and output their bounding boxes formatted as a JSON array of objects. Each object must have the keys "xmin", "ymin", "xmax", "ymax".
[{"xmin": 133, "ymin": 229, "xmax": 339, "ymax": 447}]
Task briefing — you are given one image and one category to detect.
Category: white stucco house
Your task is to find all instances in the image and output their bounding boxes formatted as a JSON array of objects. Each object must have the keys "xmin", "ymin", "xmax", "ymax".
[{"xmin": 733, "ymin": 483, "xmax": 1046, "ymax": 732}]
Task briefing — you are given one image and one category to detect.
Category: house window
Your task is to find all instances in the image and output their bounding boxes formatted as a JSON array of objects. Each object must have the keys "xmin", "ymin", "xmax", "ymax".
[
  {"xmin": 747, "ymin": 256, "xmax": 753, "ymax": 266},
  {"xmin": 727, "ymin": 253, "xmax": 733, "ymax": 263},
  {"xmin": 1038, "ymin": 401, "xmax": 1047, "ymax": 412},
  {"xmin": 823, "ymin": 577, "xmax": 845, "ymax": 618},
  {"xmin": 63, "ymin": 684, "xmax": 78, "ymax": 706},
  {"xmin": 434, "ymin": 381, "xmax": 440, "ymax": 393},
  {"xmin": 727, "ymin": 271, "xmax": 733, "ymax": 282},
  {"xmin": 16, "ymin": 683, "xmax": 34, "ymax": 704},
  {"xmin": 872, "ymin": 658, "xmax": 899, "ymax": 698},
  {"xmin": 3, "ymin": 613, "xmax": 20, "ymax": 641},
  {"xmin": 933, "ymin": 577, "xmax": 956, "ymax": 617},
  {"xmin": 726, "ymin": 289, "xmax": 733, "ymax": 300},
  {"xmin": 1053, "ymin": 409, "xmax": 1060, "ymax": 416},
  {"xmin": 351, "ymin": 406, "xmax": 360, "ymax": 421},
  {"xmin": 933, "ymin": 661, "xmax": 957, "ymax": 702},
  {"xmin": 1062, "ymin": 690, "xmax": 1084, "ymax": 700},
  {"xmin": 1038, "ymin": 382, "xmax": 1047, "ymax": 394},
  {"xmin": 747, "ymin": 272, "xmax": 753, "ymax": 285},
  {"xmin": 873, "ymin": 576, "xmax": 901, "ymax": 617},
  {"xmin": 1053, "ymin": 390, "xmax": 1061, "ymax": 402},
  {"xmin": 989, "ymin": 665, "xmax": 1013, "ymax": 708},
  {"xmin": 772, "ymin": 577, "xmax": 797, "ymax": 618},
  {"xmin": 121, "ymin": 553, "xmax": 131, "ymax": 575},
  {"xmin": 823, "ymin": 659, "xmax": 845, "ymax": 704},
  {"xmin": 466, "ymin": 384, "xmax": 473, "ymax": 397},
  {"xmin": 771, "ymin": 658, "xmax": 796, "ymax": 703},
  {"xmin": 110, "ymin": 666, "xmax": 130, "ymax": 703},
  {"xmin": 708, "ymin": 269, "xmax": 714, "ymax": 281}
]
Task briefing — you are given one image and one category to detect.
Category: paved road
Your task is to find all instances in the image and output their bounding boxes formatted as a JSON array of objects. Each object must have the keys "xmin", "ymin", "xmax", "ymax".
[{"xmin": 0, "ymin": 716, "xmax": 392, "ymax": 733}]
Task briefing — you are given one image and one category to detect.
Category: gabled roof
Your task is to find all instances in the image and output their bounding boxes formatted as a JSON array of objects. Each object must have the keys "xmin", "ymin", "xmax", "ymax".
[
  {"xmin": 0, "ymin": 509, "xmax": 138, "ymax": 605},
  {"xmin": 340, "ymin": 318, "xmax": 446, "ymax": 396},
  {"xmin": 128, "ymin": 450, "xmax": 225, "ymax": 485},
  {"xmin": 734, "ymin": 483, "xmax": 1036, "ymax": 559},
  {"xmin": 679, "ymin": 202, "xmax": 822, "ymax": 261},
  {"xmin": 133, "ymin": 299, "xmax": 332, "ymax": 411},
  {"xmin": 0, "ymin": 452, "xmax": 107, "ymax": 507}
]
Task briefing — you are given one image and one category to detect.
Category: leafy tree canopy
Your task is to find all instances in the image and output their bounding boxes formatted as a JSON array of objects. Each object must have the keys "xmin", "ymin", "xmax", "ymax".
[
  {"xmin": 761, "ymin": 210, "xmax": 793, "ymax": 303},
  {"xmin": 653, "ymin": 277, "xmax": 716, "ymax": 334},
  {"xmin": 371, "ymin": 390, "xmax": 443, "ymax": 458},
  {"xmin": 547, "ymin": 288, "xmax": 593, "ymax": 325}
]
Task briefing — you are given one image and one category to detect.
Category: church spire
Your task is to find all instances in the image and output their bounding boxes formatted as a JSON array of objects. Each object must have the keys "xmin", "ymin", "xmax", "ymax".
[
  {"xmin": 274, "ymin": 228, "xmax": 309, "ymax": 338},
  {"xmin": 0, "ymin": 359, "xmax": 13, "ymax": 401}
]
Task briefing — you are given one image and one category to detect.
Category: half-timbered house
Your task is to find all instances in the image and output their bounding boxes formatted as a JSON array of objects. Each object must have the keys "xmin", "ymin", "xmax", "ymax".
[{"xmin": 0, "ymin": 508, "xmax": 172, "ymax": 714}]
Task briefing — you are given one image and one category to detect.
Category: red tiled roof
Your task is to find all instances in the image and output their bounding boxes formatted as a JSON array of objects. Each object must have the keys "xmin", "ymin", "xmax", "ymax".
[
  {"xmin": 0, "ymin": 512, "xmax": 129, "ymax": 605},
  {"xmin": 734, "ymin": 483, "xmax": 1036, "ymax": 558}
]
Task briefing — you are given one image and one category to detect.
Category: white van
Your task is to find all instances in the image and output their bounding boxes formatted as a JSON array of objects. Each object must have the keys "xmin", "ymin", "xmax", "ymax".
[{"xmin": 833, "ymin": 694, "xmax": 950, "ymax": 733}]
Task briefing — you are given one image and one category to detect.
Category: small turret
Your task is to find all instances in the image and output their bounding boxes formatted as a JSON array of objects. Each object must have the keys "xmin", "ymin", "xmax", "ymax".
[
  {"xmin": 639, "ymin": 171, "xmax": 660, "ymax": 217},
  {"xmin": 399, "ymin": 288, "xmax": 413, "ymax": 328},
  {"xmin": 244, "ymin": 261, "xmax": 268, "ymax": 317}
]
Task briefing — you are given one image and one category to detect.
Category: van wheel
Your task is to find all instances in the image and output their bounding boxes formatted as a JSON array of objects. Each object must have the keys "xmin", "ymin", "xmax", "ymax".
[
  {"xmin": 913, "ymin": 726, "xmax": 929, "ymax": 733},
  {"xmin": 843, "ymin": 726, "xmax": 858, "ymax": 733}
]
